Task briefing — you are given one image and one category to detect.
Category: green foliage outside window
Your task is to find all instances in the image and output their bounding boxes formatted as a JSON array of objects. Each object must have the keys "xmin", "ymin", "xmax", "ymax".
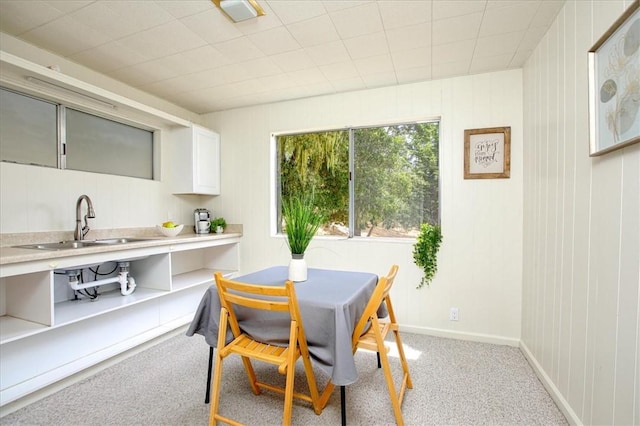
[{"xmin": 277, "ymin": 121, "xmax": 439, "ymax": 238}]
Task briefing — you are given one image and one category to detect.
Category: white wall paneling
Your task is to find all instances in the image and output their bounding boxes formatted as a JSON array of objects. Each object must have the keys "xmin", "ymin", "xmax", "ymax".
[{"xmin": 522, "ymin": 1, "xmax": 640, "ymax": 424}]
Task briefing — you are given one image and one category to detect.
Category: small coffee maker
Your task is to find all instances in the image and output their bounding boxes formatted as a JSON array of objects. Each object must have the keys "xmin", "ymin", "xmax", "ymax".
[{"xmin": 194, "ymin": 209, "xmax": 211, "ymax": 234}]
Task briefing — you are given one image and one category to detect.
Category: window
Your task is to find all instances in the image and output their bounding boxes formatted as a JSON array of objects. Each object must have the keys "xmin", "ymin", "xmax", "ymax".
[
  {"xmin": 276, "ymin": 121, "xmax": 440, "ymax": 239},
  {"xmin": 65, "ymin": 109, "xmax": 153, "ymax": 179},
  {"xmin": 0, "ymin": 87, "xmax": 155, "ymax": 179},
  {"xmin": 0, "ymin": 88, "xmax": 58, "ymax": 168}
]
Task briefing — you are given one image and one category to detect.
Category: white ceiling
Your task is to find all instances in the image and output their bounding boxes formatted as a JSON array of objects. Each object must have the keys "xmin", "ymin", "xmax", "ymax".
[{"xmin": 0, "ymin": 0, "xmax": 564, "ymax": 114}]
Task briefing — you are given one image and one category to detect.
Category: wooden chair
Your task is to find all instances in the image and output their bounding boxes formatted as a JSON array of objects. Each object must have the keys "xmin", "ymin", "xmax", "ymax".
[
  {"xmin": 209, "ymin": 272, "xmax": 322, "ymax": 426},
  {"xmin": 319, "ymin": 265, "xmax": 412, "ymax": 425}
]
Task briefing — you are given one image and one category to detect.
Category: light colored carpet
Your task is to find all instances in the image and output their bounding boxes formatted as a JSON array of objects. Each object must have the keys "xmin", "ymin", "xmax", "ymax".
[{"xmin": 0, "ymin": 331, "xmax": 567, "ymax": 425}]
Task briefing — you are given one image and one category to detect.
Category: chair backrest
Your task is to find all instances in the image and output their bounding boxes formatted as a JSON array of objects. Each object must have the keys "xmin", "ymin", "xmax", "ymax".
[
  {"xmin": 351, "ymin": 265, "xmax": 399, "ymax": 347},
  {"xmin": 214, "ymin": 271, "xmax": 307, "ymax": 344}
]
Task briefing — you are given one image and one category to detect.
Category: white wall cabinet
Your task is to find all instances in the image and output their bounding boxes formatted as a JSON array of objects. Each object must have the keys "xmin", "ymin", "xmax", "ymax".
[
  {"xmin": 0, "ymin": 236, "xmax": 239, "ymax": 405},
  {"xmin": 171, "ymin": 124, "xmax": 220, "ymax": 195}
]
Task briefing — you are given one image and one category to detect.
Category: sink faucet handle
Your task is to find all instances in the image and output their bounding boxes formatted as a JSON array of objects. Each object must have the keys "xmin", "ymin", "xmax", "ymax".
[{"xmin": 82, "ymin": 214, "xmax": 91, "ymax": 237}]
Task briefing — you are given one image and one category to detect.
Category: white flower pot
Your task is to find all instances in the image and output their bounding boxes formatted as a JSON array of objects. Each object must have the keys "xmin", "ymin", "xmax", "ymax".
[{"xmin": 288, "ymin": 254, "xmax": 307, "ymax": 282}]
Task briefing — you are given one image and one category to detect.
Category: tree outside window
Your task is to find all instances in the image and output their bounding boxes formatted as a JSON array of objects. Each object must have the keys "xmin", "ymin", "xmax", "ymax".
[{"xmin": 277, "ymin": 121, "xmax": 439, "ymax": 238}]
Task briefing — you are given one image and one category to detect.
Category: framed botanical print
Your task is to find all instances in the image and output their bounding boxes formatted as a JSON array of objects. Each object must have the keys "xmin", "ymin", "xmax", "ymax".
[{"xmin": 588, "ymin": 0, "xmax": 640, "ymax": 156}]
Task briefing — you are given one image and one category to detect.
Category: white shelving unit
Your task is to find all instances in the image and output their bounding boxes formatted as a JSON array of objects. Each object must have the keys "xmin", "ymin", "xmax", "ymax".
[{"xmin": 0, "ymin": 236, "xmax": 240, "ymax": 405}]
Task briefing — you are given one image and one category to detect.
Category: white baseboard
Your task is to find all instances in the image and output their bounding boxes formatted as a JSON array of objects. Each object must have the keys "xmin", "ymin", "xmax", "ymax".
[
  {"xmin": 519, "ymin": 341, "xmax": 582, "ymax": 426},
  {"xmin": 400, "ymin": 324, "xmax": 520, "ymax": 347}
]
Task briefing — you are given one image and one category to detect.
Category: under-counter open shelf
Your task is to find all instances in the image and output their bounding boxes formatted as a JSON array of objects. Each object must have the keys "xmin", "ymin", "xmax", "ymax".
[
  {"xmin": 0, "ymin": 316, "xmax": 49, "ymax": 345},
  {"xmin": 0, "ymin": 234, "xmax": 241, "ymax": 405},
  {"xmin": 54, "ymin": 287, "xmax": 168, "ymax": 326}
]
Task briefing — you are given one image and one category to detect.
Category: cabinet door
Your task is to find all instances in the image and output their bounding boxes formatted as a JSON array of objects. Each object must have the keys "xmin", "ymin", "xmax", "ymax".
[
  {"xmin": 171, "ymin": 125, "xmax": 220, "ymax": 195},
  {"xmin": 193, "ymin": 126, "xmax": 220, "ymax": 195}
]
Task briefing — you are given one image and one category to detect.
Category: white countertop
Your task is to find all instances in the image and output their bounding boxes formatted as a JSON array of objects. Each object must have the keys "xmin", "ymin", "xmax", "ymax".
[{"xmin": 0, "ymin": 227, "xmax": 242, "ymax": 266}]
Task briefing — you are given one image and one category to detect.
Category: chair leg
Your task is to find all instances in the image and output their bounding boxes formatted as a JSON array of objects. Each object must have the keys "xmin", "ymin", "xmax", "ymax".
[
  {"xmin": 341, "ymin": 386, "xmax": 346, "ymax": 426},
  {"xmin": 376, "ymin": 351, "xmax": 381, "ymax": 368},
  {"xmin": 209, "ymin": 353, "xmax": 225, "ymax": 426},
  {"xmin": 378, "ymin": 345, "xmax": 404, "ymax": 426},
  {"xmin": 282, "ymin": 328, "xmax": 299, "ymax": 425},
  {"xmin": 392, "ymin": 330, "xmax": 413, "ymax": 389},
  {"xmin": 205, "ymin": 346, "xmax": 214, "ymax": 404}
]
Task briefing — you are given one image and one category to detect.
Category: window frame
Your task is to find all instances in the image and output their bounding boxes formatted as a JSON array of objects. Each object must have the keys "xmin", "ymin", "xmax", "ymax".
[{"xmin": 271, "ymin": 119, "xmax": 442, "ymax": 241}]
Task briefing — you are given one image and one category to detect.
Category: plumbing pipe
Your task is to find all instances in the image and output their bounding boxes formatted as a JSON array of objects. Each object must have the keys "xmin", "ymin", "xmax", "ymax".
[{"xmin": 67, "ymin": 267, "xmax": 136, "ymax": 296}]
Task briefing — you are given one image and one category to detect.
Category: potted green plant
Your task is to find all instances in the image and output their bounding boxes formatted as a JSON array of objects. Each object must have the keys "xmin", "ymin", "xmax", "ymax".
[
  {"xmin": 413, "ymin": 223, "xmax": 443, "ymax": 288},
  {"xmin": 281, "ymin": 193, "xmax": 325, "ymax": 281},
  {"xmin": 210, "ymin": 217, "xmax": 227, "ymax": 233}
]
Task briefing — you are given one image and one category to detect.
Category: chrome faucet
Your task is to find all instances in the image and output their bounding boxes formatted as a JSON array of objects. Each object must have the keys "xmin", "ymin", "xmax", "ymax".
[{"xmin": 74, "ymin": 195, "xmax": 96, "ymax": 240}]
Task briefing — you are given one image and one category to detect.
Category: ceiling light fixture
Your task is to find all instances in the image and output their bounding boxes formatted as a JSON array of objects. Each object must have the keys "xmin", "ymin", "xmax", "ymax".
[
  {"xmin": 25, "ymin": 76, "xmax": 117, "ymax": 109},
  {"xmin": 211, "ymin": 0, "xmax": 264, "ymax": 23}
]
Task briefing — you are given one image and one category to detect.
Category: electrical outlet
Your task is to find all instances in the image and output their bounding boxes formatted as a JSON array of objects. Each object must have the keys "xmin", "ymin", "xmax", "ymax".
[{"xmin": 449, "ymin": 307, "xmax": 459, "ymax": 321}]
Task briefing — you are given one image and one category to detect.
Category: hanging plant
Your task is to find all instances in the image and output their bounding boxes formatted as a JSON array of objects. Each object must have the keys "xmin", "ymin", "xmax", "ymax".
[{"xmin": 412, "ymin": 223, "xmax": 443, "ymax": 289}]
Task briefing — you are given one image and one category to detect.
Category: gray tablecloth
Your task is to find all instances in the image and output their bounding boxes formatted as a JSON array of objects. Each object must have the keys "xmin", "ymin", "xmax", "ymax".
[{"xmin": 186, "ymin": 266, "xmax": 380, "ymax": 386}]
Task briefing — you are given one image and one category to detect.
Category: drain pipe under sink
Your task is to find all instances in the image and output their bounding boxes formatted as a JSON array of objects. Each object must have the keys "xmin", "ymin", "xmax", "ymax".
[{"xmin": 66, "ymin": 262, "xmax": 137, "ymax": 296}]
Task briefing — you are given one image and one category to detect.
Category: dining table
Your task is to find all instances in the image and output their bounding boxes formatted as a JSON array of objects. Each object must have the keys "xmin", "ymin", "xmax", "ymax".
[{"xmin": 186, "ymin": 265, "xmax": 383, "ymax": 425}]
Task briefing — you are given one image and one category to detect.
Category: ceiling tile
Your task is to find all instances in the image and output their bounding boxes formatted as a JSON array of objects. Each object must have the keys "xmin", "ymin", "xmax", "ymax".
[
  {"xmin": 214, "ymin": 37, "xmax": 265, "ymax": 63},
  {"xmin": 330, "ymin": 76, "xmax": 366, "ymax": 92},
  {"xmin": 470, "ymin": 53, "xmax": 512, "ymax": 73},
  {"xmin": 179, "ymin": 8, "xmax": 243, "ymax": 44},
  {"xmin": 0, "ymin": 1, "xmax": 65, "ymax": 34},
  {"xmin": 343, "ymin": 31, "xmax": 389, "ymax": 60},
  {"xmin": 44, "ymin": 1, "xmax": 93, "ymax": 14},
  {"xmin": 248, "ymin": 27, "xmax": 301, "ymax": 56},
  {"xmin": 322, "ymin": 1, "xmax": 371, "ymax": 14},
  {"xmin": 396, "ymin": 66, "xmax": 431, "ymax": 84},
  {"xmin": 266, "ymin": 0, "xmax": 327, "ymax": 24},
  {"xmin": 287, "ymin": 67, "xmax": 328, "ymax": 86},
  {"xmin": 286, "ymin": 14, "xmax": 340, "ymax": 47},
  {"xmin": 432, "ymin": 0, "xmax": 487, "ymax": 20},
  {"xmin": 353, "ymin": 54, "xmax": 395, "ymax": 76},
  {"xmin": 479, "ymin": 2, "xmax": 539, "ymax": 37},
  {"xmin": 210, "ymin": 63, "xmax": 252, "ymax": 85},
  {"xmin": 432, "ymin": 12, "xmax": 482, "ymax": 45},
  {"xmin": 475, "ymin": 31, "xmax": 524, "ymax": 57},
  {"xmin": 168, "ymin": 45, "xmax": 231, "ymax": 72},
  {"xmin": 70, "ymin": 41, "xmax": 150, "ymax": 73},
  {"xmin": 117, "ymin": 21, "xmax": 207, "ymax": 60},
  {"xmin": 361, "ymin": 71, "xmax": 397, "ymax": 88},
  {"xmin": 385, "ymin": 22, "xmax": 430, "ymax": 52},
  {"xmin": 306, "ymin": 40, "xmax": 351, "ymax": 66},
  {"xmin": 530, "ymin": 0, "xmax": 564, "ymax": 28},
  {"xmin": 519, "ymin": 26, "xmax": 550, "ymax": 51},
  {"xmin": 319, "ymin": 61, "xmax": 360, "ymax": 81},
  {"xmin": 432, "ymin": 39, "xmax": 475, "ymax": 64},
  {"xmin": 102, "ymin": 1, "xmax": 175, "ymax": 31},
  {"xmin": 271, "ymin": 49, "xmax": 317, "ymax": 72},
  {"xmin": 20, "ymin": 16, "xmax": 112, "ymax": 56},
  {"xmin": 69, "ymin": 2, "xmax": 152, "ymax": 41},
  {"xmin": 378, "ymin": 1, "xmax": 431, "ymax": 30},
  {"xmin": 138, "ymin": 79, "xmax": 187, "ymax": 99},
  {"xmin": 154, "ymin": 0, "xmax": 214, "ymax": 19},
  {"xmin": 391, "ymin": 47, "xmax": 430, "ymax": 70},
  {"xmin": 258, "ymin": 73, "xmax": 299, "ymax": 92},
  {"xmin": 329, "ymin": 2, "xmax": 383, "ymax": 39},
  {"xmin": 431, "ymin": 59, "xmax": 471, "ymax": 79},
  {"xmin": 240, "ymin": 57, "xmax": 283, "ymax": 79}
]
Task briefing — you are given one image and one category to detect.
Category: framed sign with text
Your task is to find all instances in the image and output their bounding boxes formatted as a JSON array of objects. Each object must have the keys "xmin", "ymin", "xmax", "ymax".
[{"xmin": 464, "ymin": 126, "xmax": 511, "ymax": 179}]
